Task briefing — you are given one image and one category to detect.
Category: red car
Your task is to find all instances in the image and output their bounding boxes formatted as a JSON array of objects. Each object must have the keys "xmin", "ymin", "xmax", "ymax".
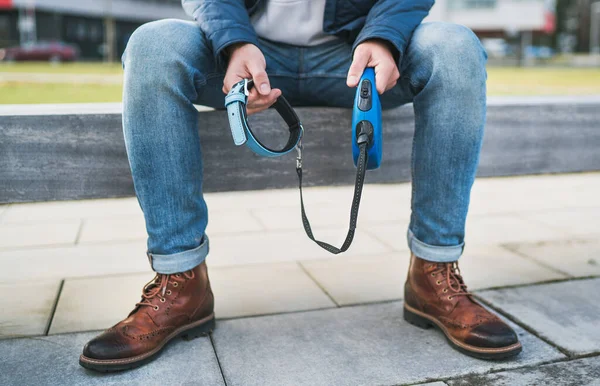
[{"xmin": 0, "ymin": 41, "xmax": 79, "ymax": 62}]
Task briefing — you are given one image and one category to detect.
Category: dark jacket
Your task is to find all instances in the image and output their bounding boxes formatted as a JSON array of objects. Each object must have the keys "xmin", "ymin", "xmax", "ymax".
[{"xmin": 182, "ymin": 0, "xmax": 434, "ymax": 68}]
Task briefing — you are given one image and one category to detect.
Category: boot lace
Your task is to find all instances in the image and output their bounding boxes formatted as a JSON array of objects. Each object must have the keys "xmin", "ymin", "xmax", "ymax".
[
  {"xmin": 431, "ymin": 262, "xmax": 470, "ymax": 299},
  {"xmin": 135, "ymin": 270, "xmax": 195, "ymax": 309}
]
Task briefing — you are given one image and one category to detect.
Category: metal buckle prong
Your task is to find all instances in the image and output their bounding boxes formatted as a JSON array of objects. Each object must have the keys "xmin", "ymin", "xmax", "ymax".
[
  {"xmin": 296, "ymin": 140, "xmax": 303, "ymax": 169},
  {"xmin": 243, "ymin": 78, "xmax": 249, "ymax": 97}
]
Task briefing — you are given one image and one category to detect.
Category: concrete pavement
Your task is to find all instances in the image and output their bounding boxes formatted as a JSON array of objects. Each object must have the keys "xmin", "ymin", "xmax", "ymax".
[{"xmin": 1, "ymin": 172, "xmax": 599, "ymax": 385}]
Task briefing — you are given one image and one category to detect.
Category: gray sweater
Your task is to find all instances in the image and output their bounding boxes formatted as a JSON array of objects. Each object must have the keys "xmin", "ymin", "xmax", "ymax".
[{"xmin": 250, "ymin": 0, "xmax": 338, "ymax": 46}]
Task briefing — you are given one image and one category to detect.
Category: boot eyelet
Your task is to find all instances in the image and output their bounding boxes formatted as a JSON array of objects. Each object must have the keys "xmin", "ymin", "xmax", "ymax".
[
  {"xmin": 436, "ymin": 281, "xmax": 441, "ymax": 285},
  {"xmin": 448, "ymin": 296, "xmax": 453, "ymax": 300},
  {"xmin": 160, "ymin": 298, "xmax": 166, "ymax": 303},
  {"xmin": 175, "ymin": 274, "xmax": 181, "ymax": 277},
  {"xmin": 430, "ymin": 273, "xmax": 436, "ymax": 277},
  {"xmin": 153, "ymin": 305, "xmax": 160, "ymax": 311},
  {"xmin": 443, "ymin": 288, "xmax": 448, "ymax": 293},
  {"xmin": 172, "ymin": 282, "xmax": 178, "ymax": 287},
  {"xmin": 166, "ymin": 290, "xmax": 172, "ymax": 295}
]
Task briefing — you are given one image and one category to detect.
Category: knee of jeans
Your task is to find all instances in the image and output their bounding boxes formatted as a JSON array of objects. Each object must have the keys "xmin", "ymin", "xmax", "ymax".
[
  {"xmin": 123, "ymin": 19, "xmax": 203, "ymax": 76},
  {"xmin": 409, "ymin": 22, "xmax": 487, "ymax": 85}
]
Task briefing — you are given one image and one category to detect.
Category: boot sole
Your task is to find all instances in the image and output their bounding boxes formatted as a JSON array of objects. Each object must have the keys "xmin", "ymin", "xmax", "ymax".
[
  {"xmin": 79, "ymin": 313, "xmax": 216, "ymax": 372},
  {"xmin": 403, "ymin": 304, "xmax": 522, "ymax": 360}
]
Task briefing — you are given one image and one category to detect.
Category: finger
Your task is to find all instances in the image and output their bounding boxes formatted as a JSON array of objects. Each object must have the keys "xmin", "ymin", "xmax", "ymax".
[
  {"xmin": 247, "ymin": 98, "xmax": 279, "ymax": 114},
  {"xmin": 246, "ymin": 87, "xmax": 271, "ymax": 109},
  {"xmin": 385, "ymin": 69, "xmax": 401, "ymax": 92},
  {"xmin": 247, "ymin": 89, "xmax": 281, "ymax": 115},
  {"xmin": 374, "ymin": 64, "xmax": 395, "ymax": 95},
  {"xmin": 347, "ymin": 50, "xmax": 369, "ymax": 87},
  {"xmin": 248, "ymin": 88, "xmax": 281, "ymax": 109},
  {"xmin": 247, "ymin": 62, "xmax": 271, "ymax": 95},
  {"xmin": 223, "ymin": 73, "xmax": 242, "ymax": 94},
  {"xmin": 385, "ymin": 81, "xmax": 397, "ymax": 93}
]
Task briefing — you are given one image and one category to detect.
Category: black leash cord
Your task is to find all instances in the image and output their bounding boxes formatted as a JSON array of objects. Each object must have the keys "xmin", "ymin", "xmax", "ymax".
[{"xmin": 296, "ymin": 140, "xmax": 369, "ymax": 254}]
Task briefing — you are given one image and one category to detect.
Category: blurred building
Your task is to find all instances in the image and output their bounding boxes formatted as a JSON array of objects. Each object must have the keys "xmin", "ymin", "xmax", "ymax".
[
  {"xmin": 556, "ymin": 0, "xmax": 600, "ymax": 53},
  {"xmin": 1, "ymin": 0, "xmax": 598, "ymax": 61},
  {"xmin": 428, "ymin": 0, "xmax": 556, "ymax": 36},
  {"xmin": 0, "ymin": 0, "xmax": 189, "ymax": 60},
  {"xmin": 426, "ymin": 0, "xmax": 560, "ymax": 61}
]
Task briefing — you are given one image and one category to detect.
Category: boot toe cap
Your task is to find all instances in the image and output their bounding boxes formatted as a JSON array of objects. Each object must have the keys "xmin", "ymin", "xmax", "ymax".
[
  {"xmin": 465, "ymin": 321, "xmax": 519, "ymax": 349},
  {"xmin": 82, "ymin": 331, "xmax": 133, "ymax": 360}
]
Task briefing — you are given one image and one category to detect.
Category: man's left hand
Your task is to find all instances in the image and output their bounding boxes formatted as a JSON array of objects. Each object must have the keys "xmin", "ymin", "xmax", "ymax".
[{"xmin": 347, "ymin": 39, "xmax": 400, "ymax": 95}]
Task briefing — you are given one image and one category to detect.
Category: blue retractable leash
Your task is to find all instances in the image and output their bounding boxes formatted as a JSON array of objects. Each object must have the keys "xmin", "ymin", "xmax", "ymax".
[
  {"xmin": 352, "ymin": 68, "xmax": 382, "ymax": 170},
  {"xmin": 225, "ymin": 68, "xmax": 382, "ymax": 254}
]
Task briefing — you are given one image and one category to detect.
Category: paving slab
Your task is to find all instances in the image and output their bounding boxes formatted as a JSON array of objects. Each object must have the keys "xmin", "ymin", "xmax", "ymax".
[
  {"xmin": 204, "ymin": 185, "xmax": 362, "ymax": 212},
  {"xmin": 447, "ymin": 356, "xmax": 600, "ymax": 386},
  {"xmin": 208, "ymin": 228, "xmax": 391, "ymax": 267},
  {"xmin": 504, "ymin": 238, "xmax": 600, "ymax": 277},
  {"xmin": 300, "ymin": 253, "xmax": 409, "ymax": 306},
  {"xmin": 362, "ymin": 214, "xmax": 570, "ymax": 252},
  {"xmin": 207, "ymin": 209, "xmax": 265, "ymax": 235},
  {"xmin": 212, "ymin": 301, "xmax": 564, "ymax": 386},
  {"xmin": 361, "ymin": 221, "xmax": 411, "ymax": 252},
  {"xmin": 299, "ymin": 245, "xmax": 565, "ymax": 308},
  {"xmin": 0, "ymin": 280, "xmax": 61, "ymax": 338},
  {"xmin": 211, "ymin": 262, "xmax": 335, "ymax": 318},
  {"xmin": 77, "ymin": 209, "xmax": 264, "ymax": 243},
  {"xmin": 0, "ymin": 331, "xmax": 224, "ymax": 386},
  {"xmin": 205, "ymin": 182, "xmax": 412, "ymax": 209},
  {"xmin": 464, "ymin": 214, "xmax": 567, "ymax": 246},
  {"xmin": 459, "ymin": 245, "xmax": 566, "ymax": 290},
  {"xmin": 49, "ymin": 273, "xmax": 149, "ymax": 334},
  {"xmin": 49, "ymin": 262, "xmax": 335, "ymax": 334},
  {"xmin": 0, "ymin": 220, "xmax": 81, "ymax": 249},
  {"xmin": 0, "ymin": 198, "xmax": 142, "ymax": 223},
  {"xmin": 468, "ymin": 173, "xmax": 600, "ymax": 216},
  {"xmin": 250, "ymin": 195, "xmax": 411, "ymax": 231},
  {"xmin": 0, "ymin": 228, "xmax": 389, "ymax": 283},
  {"xmin": 78, "ymin": 216, "xmax": 146, "ymax": 244},
  {"xmin": 518, "ymin": 207, "xmax": 600, "ymax": 237},
  {"xmin": 0, "ymin": 240, "xmax": 151, "ymax": 282},
  {"xmin": 478, "ymin": 278, "xmax": 600, "ymax": 355}
]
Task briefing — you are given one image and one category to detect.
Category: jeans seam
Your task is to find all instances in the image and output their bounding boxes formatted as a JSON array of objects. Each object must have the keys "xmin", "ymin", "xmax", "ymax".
[
  {"xmin": 409, "ymin": 108, "xmax": 418, "ymax": 239},
  {"xmin": 196, "ymin": 72, "xmax": 225, "ymax": 86},
  {"xmin": 406, "ymin": 76, "xmax": 426, "ymax": 92}
]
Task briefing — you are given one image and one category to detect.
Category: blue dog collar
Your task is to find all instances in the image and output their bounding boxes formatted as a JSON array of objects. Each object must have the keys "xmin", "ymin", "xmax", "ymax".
[{"xmin": 224, "ymin": 79, "xmax": 303, "ymax": 158}]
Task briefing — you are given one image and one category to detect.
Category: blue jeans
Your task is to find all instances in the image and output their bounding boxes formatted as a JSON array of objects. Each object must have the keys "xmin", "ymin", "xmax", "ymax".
[{"xmin": 122, "ymin": 20, "xmax": 487, "ymax": 274}]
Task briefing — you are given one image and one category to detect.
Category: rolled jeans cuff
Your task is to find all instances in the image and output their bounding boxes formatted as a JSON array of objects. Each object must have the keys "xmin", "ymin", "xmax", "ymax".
[
  {"xmin": 147, "ymin": 236, "xmax": 209, "ymax": 274},
  {"xmin": 406, "ymin": 229, "xmax": 463, "ymax": 263}
]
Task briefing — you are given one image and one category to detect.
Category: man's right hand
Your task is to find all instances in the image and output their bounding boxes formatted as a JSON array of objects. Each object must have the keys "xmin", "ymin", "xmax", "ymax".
[{"xmin": 223, "ymin": 43, "xmax": 281, "ymax": 115}]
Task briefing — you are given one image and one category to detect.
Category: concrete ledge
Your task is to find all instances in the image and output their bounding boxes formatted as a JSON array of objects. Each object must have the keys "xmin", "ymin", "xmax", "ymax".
[{"xmin": 1, "ymin": 97, "xmax": 600, "ymax": 203}]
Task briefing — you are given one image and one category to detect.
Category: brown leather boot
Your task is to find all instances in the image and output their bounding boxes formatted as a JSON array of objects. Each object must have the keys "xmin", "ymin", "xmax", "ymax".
[
  {"xmin": 403, "ymin": 254, "xmax": 521, "ymax": 360},
  {"xmin": 79, "ymin": 261, "xmax": 215, "ymax": 372}
]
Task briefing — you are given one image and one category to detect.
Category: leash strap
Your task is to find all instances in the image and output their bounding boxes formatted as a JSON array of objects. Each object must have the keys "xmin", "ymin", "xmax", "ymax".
[
  {"xmin": 225, "ymin": 78, "xmax": 370, "ymax": 254},
  {"xmin": 296, "ymin": 137, "xmax": 369, "ymax": 254},
  {"xmin": 225, "ymin": 79, "xmax": 303, "ymax": 157}
]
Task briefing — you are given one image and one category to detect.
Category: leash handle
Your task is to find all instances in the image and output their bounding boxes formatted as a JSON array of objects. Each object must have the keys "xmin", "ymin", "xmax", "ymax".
[{"xmin": 352, "ymin": 67, "xmax": 383, "ymax": 170}]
